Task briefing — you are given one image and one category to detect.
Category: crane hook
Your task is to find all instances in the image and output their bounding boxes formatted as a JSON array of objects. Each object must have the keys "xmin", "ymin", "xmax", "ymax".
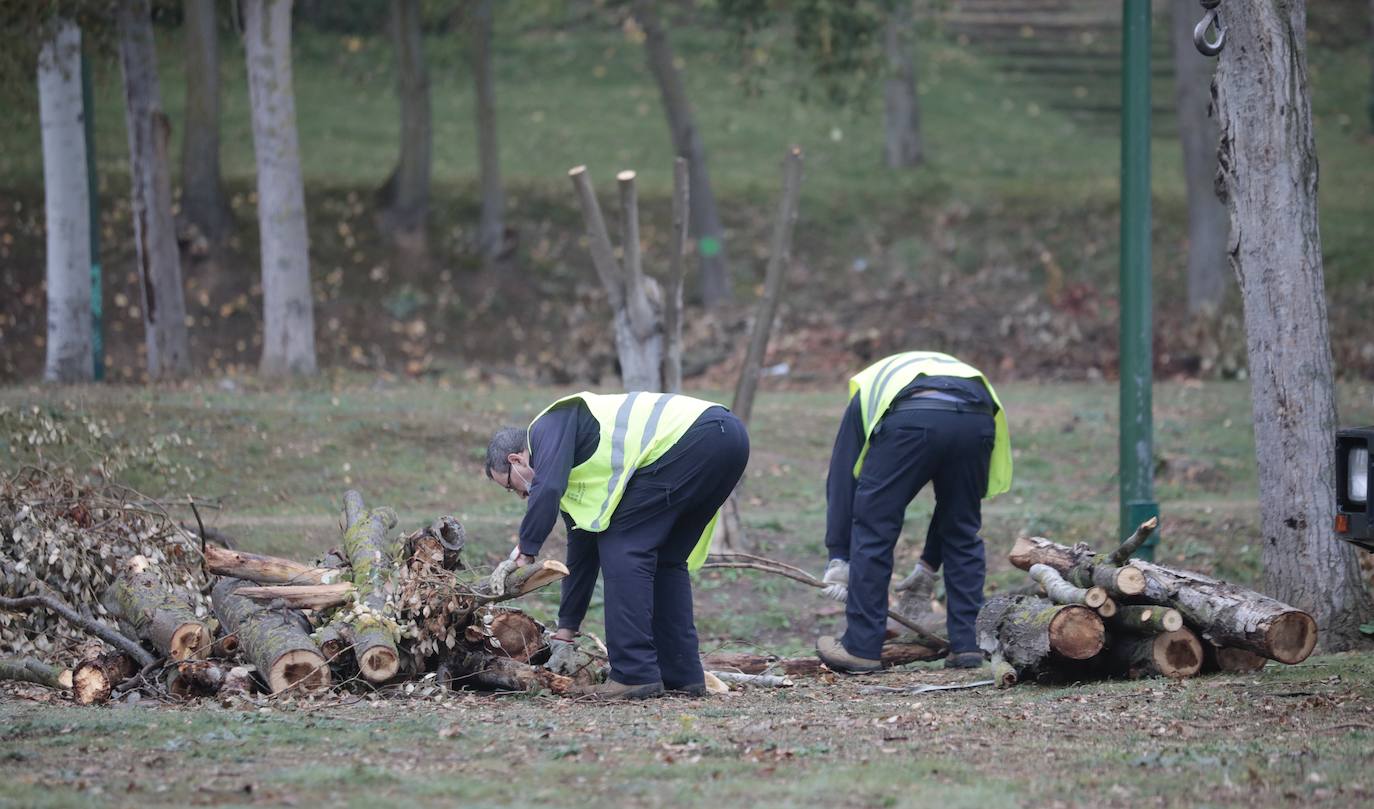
[{"xmin": 1193, "ymin": 6, "xmax": 1226, "ymax": 57}]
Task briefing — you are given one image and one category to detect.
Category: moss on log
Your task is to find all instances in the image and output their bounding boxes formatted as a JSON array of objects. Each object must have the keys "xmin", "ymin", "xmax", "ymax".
[
  {"xmin": 106, "ymin": 561, "xmax": 211, "ymax": 660},
  {"xmin": 211, "ymin": 577, "xmax": 330, "ymax": 695},
  {"xmin": 976, "ymin": 594, "xmax": 1105, "ymax": 680},
  {"xmin": 0, "ymin": 657, "xmax": 72, "ymax": 690},
  {"xmin": 339, "ymin": 492, "xmax": 401, "ymax": 683}
]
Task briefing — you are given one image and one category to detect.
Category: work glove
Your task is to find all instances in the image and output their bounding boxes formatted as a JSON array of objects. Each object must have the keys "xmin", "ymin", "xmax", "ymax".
[
  {"xmin": 821, "ymin": 559, "xmax": 849, "ymax": 603},
  {"xmin": 488, "ymin": 546, "xmax": 522, "ymax": 596},
  {"xmin": 893, "ymin": 560, "xmax": 936, "ymax": 593}
]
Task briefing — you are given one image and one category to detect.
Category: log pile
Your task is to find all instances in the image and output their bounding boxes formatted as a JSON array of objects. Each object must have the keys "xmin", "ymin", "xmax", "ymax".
[
  {"xmin": 982, "ymin": 519, "xmax": 1318, "ymax": 683},
  {"xmin": 1, "ymin": 489, "xmax": 608, "ymax": 703}
]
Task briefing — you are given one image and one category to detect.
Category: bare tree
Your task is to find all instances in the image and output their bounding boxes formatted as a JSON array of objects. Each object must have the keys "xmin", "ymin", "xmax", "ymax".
[
  {"xmin": 243, "ymin": 0, "xmax": 317, "ymax": 376},
  {"xmin": 1214, "ymin": 0, "xmax": 1373, "ymax": 650},
  {"xmin": 377, "ymin": 0, "xmax": 431, "ymax": 248},
  {"xmin": 632, "ymin": 0, "xmax": 731, "ymax": 308},
  {"xmin": 882, "ymin": 1, "xmax": 923, "ymax": 168},
  {"xmin": 119, "ymin": 0, "xmax": 191, "ymax": 378},
  {"xmin": 1170, "ymin": 0, "xmax": 1228, "ymax": 315},
  {"xmin": 39, "ymin": 19, "xmax": 93, "ymax": 383},
  {"xmin": 181, "ymin": 0, "xmax": 233, "ymax": 244},
  {"xmin": 471, "ymin": 0, "xmax": 504, "ymax": 268}
]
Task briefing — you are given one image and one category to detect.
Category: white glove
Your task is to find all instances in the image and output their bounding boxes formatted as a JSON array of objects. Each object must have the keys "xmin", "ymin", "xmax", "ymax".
[
  {"xmin": 894, "ymin": 560, "xmax": 935, "ymax": 592},
  {"xmin": 821, "ymin": 559, "xmax": 849, "ymax": 603},
  {"xmin": 489, "ymin": 546, "xmax": 521, "ymax": 596}
]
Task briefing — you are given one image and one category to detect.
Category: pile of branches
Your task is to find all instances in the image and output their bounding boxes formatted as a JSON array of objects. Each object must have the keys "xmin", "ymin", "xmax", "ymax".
[
  {"xmin": 978, "ymin": 519, "xmax": 1318, "ymax": 685},
  {"xmin": 1, "ymin": 489, "xmax": 608, "ymax": 704}
]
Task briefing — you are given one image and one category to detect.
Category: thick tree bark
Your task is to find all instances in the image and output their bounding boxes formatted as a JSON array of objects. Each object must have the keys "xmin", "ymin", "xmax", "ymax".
[
  {"xmin": 1009, "ymin": 536, "xmax": 1145, "ymax": 597},
  {"xmin": 1213, "ymin": 0, "xmax": 1373, "ymax": 650},
  {"xmin": 1170, "ymin": 0, "xmax": 1228, "ymax": 315},
  {"xmin": 119, "ymin": 0, "xmax": 192, "ymax": 379},
  {"xmin": 243, "ymin": 0, "xmax": 317, "ymax": 376},
  {"xmin": 38, "ymin": 19, "xmax": 93, "ymax": 383},
  {"xmin": 1104, "ymin": 628, "xmax": 1204, "ymax": 679},
  {"xmin": 568, "ymin": 165, "xmax": 663, "ymax": 391},
  {"xmin": 378, "ymin": 0, "xmax": 431, "ymax": 243},
  {"xmin": 212, "ymin": 577, "xmax": 330, "ymax": 694},
  {"xmin": 470, "ymin": 0, "xmax": 504, "ymax": 266},
  {"xmin": 181, "ymin": 0, "xmax": 233, "ymax": 243},
  {"xmin": 339, "ymin": 494, "xmax": 401, "ymax": 682},
  {"xmin": 632, "ymin": 0, "xmax": 730, "ymax": 307},
  {"xmin": 105, "ymin": 561, "xmax": 211, "ymax": 660},
  {"xmin": 882, "ymin": 3, "xmax": 923, "ymax": 168},
  {"xmin": 976, "ymin": 594, "xmax": 1105, "ymax": 680},
  {"xmin": 203, "ymin": 544, "xmax": 341, "ymax": 585},
  {"xmin": 0, "ymin": 657, "xmax": 72, "ymax": 690}
]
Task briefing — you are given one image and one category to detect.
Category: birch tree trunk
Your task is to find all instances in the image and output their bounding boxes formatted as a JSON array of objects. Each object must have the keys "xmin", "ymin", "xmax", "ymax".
[
  {"xmin": 38, "ymin": 19, "xmax": 93, "ymax": 383},
  {"xmin": 882, "ymin": 2, "xmax": 923, "ymax": 168},
  {"xmin": 181, "ymin": 0, "xmax": 233, "ymax": 244},
  {"xmin": 378, "ymin": 0, "xmax": 431, "ymax": 246},
  {"xmin": 1214, "ymin": 0, "xmax": 1373, "ymax": 650},
  {"xmin": 243, "ymin": 0, "xmax": 317, "ymax": 376},
  {"xmin": 471, "ymin": 0, "xmax": 505, "ymax": 268},
  {"xmin": 633, "ymin": 0, "xmax": 731, "ymax": 307},
  {"xmin": 1170, "ymin": 0, "xmax": 1228, "ymax": 315},
  {"xmin": 119, "ymin": 0, "xmax": 192, "ymax": 379}
]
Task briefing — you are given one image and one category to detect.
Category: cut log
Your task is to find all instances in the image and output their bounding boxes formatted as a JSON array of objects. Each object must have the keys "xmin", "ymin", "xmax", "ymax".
[
  {"xmin": 1029, "ymin": 563, "xmax": 1108, "ymax": 608},
  {"xmin": 166, "ymin": 659, "xmax": 226, "ymax": 698},
  {"xmin": 1130, "ymin": 558, "xmax": 1318, "ymax": 664},
  {"xmin": 340, "ymin": 492, "xmax": 402, "ymax": 683},
  {"xmin": 991, "ymin": 653, "xmax": 1017, "ymax": 688},
  {"xmin": 315, "ymin": 621, "xmax": 353, "ymax": 662},
  {"xmin": 470, "ymin": 610, "xmax": 548, "ymax": 664},
  {"xmin": 1097, "ymin": 597, "xmax": 1118, "ymax": 619},
  {"xmin": 203, "ymin": 544, "xmax": 341, "ymax": 585},
  {"xmin": 0, "ymin": 657, "xmax": 73, "ymax": 690},
  {"xmin": 446, "ymin": 651, "xmax": 575, "ymax": 694},
  {"xmin": 1010, "ymin": 536, "xmax": 1145, "ymax": 597},
  {"xmin": 211, "ymin": 577, "xmax": 330, "ymax": 695},
  {"xmin": 1110, "ymin": 605, "xmax": 1183, "ymax": 633},
  {"xmin": 976, "ymin": 594, "xmax": 1105, "ymax": 680},
  {"xmin": 73, "ymin": 652, "xmax": 137, "ymax": 705},
  {"xmin": 1104, "ymin": 628, "xmax": 1204, "ymax": 679},
  {"xmin": 211, "ymin": 631, "xmax": 240, "ymax": 659},
  {"xmin": 220, "ymin": 665, "xmax": 255, "ymax": 696},
  {"xmin": 105, "ymin": 557, "xmax": 211, "ymax": 660},
  {"xmin": 234, "ymin": 583, "xmax": 354, "ymax": 610},
  {"xmin": 1202, "ymin": 642, "xmax": 1268, "ymax": 675}
]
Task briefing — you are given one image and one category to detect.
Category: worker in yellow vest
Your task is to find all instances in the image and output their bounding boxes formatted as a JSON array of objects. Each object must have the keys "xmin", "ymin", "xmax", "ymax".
[
  {"xmin": 484, "ymin": 391, "xmax": 749, "ymax": 699},
  {"xmin": 814, "ymin": 352, "xmax": 1012, "ymax": 673}
]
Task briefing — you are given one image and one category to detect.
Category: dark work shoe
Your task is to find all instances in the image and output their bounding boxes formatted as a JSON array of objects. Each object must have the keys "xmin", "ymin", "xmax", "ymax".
[
  {"xmin": 816, "ymin": 636, "xmax": 882, "ymax": 674},
  {"xmin": 584, "ymin": 679, "xmax": 665, "ymax": 700},
  {"xmin": 943, "ymin": 651, "xmax": 986, "ymax": 670},
  {"xmin": 667, "ymin": 682, "xmax": 709, "ymax": 697}
]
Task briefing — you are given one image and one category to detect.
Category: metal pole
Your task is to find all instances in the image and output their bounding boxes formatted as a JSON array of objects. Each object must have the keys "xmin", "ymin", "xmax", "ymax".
[
  {"xmin": 81, "ymin": 45, "xmax": 104, "ymax": 381},
  {"xmin": 1120, "ymin": 0, "xmax": 1159, "ymax": 558}
]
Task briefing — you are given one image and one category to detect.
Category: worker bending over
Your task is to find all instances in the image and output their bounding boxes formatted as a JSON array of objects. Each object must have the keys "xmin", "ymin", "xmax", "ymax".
[
  {"xmin": 484, "ymin": 391, "xmax": 749, "ymax": 699},
  {"xmin": 815, "ymin": 351, "xmax": 1012, "ymax": 673}
]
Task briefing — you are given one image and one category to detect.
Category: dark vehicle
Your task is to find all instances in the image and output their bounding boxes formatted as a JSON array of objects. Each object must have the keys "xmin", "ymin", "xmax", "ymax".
[{"xmin": 1335, "ymin": 427, "xmax": 1372, "ymax": 552}]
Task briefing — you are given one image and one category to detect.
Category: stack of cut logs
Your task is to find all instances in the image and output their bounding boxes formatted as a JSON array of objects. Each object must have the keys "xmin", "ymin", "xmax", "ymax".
[
  {"xmin": 979, "ymin": 519, "xmax": 1319, "ymax": 684},
  {"xmin": 1, "ymin": 490, "xmax": 607, "ymax": 704}
]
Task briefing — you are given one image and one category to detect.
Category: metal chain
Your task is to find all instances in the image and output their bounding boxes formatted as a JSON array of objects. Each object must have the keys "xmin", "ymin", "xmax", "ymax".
[{"xmin": 1194, "ymin": 0, "xmax": 1226, "ymax": 57}]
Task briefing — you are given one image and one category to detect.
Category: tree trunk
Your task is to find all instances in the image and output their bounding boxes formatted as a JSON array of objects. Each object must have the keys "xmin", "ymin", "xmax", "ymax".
[
  {"xmin": 0, "ymin": 657, "xmax": 72, "ymax": 690},
  {"xmin": 211, "ymin": 577, "xmax": 330, "ymax": 694},
  {"xmin": 662, "ymin": 157, "xmax": 689, "ymax": 392},
  {"xmin": 1009, "ymin": 536, "xmax": 1145, "ymax": 597},
  {"xmin": 976, "ymin": 594, "xmax": 1105, "ymax": 680},
  {"xmin": 243, "ymin": 0, "xmax": 317, "ymax": 376},
  {"xmin": 105, "ymin": 563, "xmax": 211, "ymax": 660},
  {"xmin": 632, "ymin": 0, "xmax": 730, "ymax": 307},
  {"xmin": 471, "ymin": 0, "xmax": 504, "ymax": 267},
  {"xmin": 1213, "ymin": 0, "xmax": 1373, "ymax": 650},
  {"xmin": 203, "ymin": 544, "xmax": 341, "ymax": 585},
  {"xmin": 1131, "ymin": 558, "xmax": 1318, "ymax": 663},
  {"xmin": 1169, "ymin": 0, "xmax": 1228, "ymax": 315},
  {"xmin": 882, "ymin": 3, "xmax": 923, "ymax": 168},
  {"xmin": 339, "ymin": 493, "xmax": 401, "ymax": 682},
  {"xmin": 119, "ymin": 0, "xmax": 192, "ymax": 379},
  {"xmin": 72, "ymin": 651, "xmax": 137, "ymax": 705},
  {"xmin": 378, "ymin": 0, "xmax": 431, "ymax": 244},
  {"xmin": 38, "ymin": 19, "xmax": 93, "ymax": 383},
  {"xmin": 181, "ymin": 0, "xmax": 233, "ymax": 244},
  {"xmin": 1104, "ymin": 627, "xmax": 1204, "ymax": 679}
]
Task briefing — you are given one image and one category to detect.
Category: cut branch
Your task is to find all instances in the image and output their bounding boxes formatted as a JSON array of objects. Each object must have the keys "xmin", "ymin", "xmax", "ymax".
[
  {"xmin": 211, "ymin": 577, "xmax": 330, "ymax": 695},
  {"xmin": 1010, "ymin": 536, "xmax": 1145, "ymax": 597},
  {"xmin": 1109, "ymin": 517, "xmax": 1159, "ymax": 565},
  {"xmin": 235, "ymin": 583, "xmax": 355, "ymax": 611},
  {"xmin": 0, "ymin": 592, "xmax": 155, "ymax": 668},
  {"xmin": 1029, "ymin": 563, "xmax": 1108, "ymax": 608},
  {"xmin": 203, "ymin": 544, "xmax": 341, "ymax": 585},
  {"xmin": 0, "ymin": 657, "xmax": 72, "ymax": 690},
  {"xmin": 73, "ymin": 652, "xmax": 137, "ymax": 705},
  {"xmin": 617, "ymin": 170, "xmax": 657, "ymax": 340}
]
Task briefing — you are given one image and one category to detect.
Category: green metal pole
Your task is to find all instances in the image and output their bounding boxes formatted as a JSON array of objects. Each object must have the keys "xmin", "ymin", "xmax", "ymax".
[
  {"xmin": 81, "ymin": 44, "xmax": 103, "ymax": 381},
  {"xmin": 1119, "ymin": 0, "xmax": 1159, "ymax": 558}
]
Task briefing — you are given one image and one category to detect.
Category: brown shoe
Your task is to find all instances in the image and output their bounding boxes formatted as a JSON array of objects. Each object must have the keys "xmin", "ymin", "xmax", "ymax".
[
  {"xmin": 582, "ymin": 679, "xmax": 664, "ymax": 700},
  {"xmin": 815, "ymin": 636, "xmax": 881, "ymax": 674}
]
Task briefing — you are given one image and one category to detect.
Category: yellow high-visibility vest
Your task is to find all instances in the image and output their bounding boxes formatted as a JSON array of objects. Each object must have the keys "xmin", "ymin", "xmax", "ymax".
[
  {"xmin": 529, "ymin": 391, "xmax": 724, "ymax": 571},
  {"xmin": 848, "ymin": 352, "xmax": 1012, "ymax": 497}
]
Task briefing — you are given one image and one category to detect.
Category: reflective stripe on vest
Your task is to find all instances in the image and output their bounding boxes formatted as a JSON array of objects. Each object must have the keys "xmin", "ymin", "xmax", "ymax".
[
  {"xmin": 848, "ymin": 352, "xmax": 1013, "ymax": 498},
  {"xmin": 529, "ymin": 392, "xmax": 723, "ymax": 569}
]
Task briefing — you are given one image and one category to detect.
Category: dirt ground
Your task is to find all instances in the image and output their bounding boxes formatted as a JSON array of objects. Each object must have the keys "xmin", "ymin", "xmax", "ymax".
[{"xmin": 3, "ymin": 652, "xmax": 1373, "ymax": 809}]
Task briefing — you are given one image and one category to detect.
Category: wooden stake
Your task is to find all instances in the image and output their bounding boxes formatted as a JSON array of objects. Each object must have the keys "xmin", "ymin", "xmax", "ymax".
[
  {"xmin": 662, "ymin": 156, "xmax": 689, "ymax": 393},
  {"xmin": 616, "ymin": 170, "xmax": 657, "ymax": 340},
  {"xmin": 568, "ymin": 165, "xmax": 624, "ymax": 310}
]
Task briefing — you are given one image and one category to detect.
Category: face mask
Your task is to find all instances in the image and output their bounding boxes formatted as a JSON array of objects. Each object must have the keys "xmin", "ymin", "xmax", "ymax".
[{"xmin": 511, "ymin": 465, "xmax": 533, "ymax": 492}]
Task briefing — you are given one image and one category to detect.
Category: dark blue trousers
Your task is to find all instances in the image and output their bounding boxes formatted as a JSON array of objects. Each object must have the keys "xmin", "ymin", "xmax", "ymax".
[
  {"xmin": 841, "ymin": 409, "xmax": 994, "ymax": 657},
  {"xmin": 594, "ymin": 410, "xmax": 750, "ymax": 687}
]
